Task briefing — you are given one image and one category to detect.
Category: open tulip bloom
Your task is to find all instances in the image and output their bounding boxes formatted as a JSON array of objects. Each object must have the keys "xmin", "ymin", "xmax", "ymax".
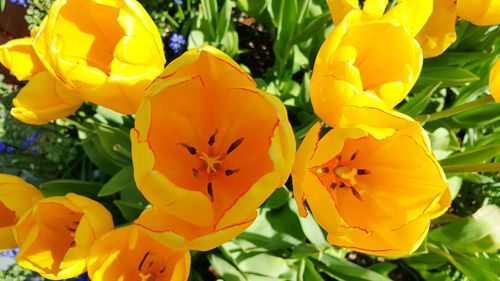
[
  {"xmin": 292, "ymin": 106, "xmax": 451, "ymax": 256},
  {"xmin": 131, "ymin": 46, "xmax": 296, "ymax": 251}
]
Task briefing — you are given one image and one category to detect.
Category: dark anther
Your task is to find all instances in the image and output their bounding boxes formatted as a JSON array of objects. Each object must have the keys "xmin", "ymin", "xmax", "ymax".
[
  {"xmin": 70, "ymin": 241, "xmax": 76, "ymax": 247},
  {"xmin": 350, "ymin": 151, "xmax": 358, "ymax": 161},
  {"xmin": 66, "ymin": 226, "xmax": 77, "ymax": 232},
  {"xmin": 339, "ymin": 182, "xmax": 346, "ymax": 188},
  {"xmin": 138, "ymin": 252, "xmax": 150, "ymax": 271},
  {"xmin": 179, "ymin": 143, "xmax": 197, "ymax": 155},
  {"xmin": 192, "ymin": 168, "xmax": 199, "ymax": 178},
  {"xmin": 351, "ymin": 187, "xmax": 362, "ymax": 201},
  {"xmin": 159, "ymin": 267, "xmax": 166, "ymax": 274},
  {"xmin": 321, "ymin": 167, "xmax": 330, "ymax": 173},
  {"xmin": 208, "ymin": 129, "xmax": 218, "ymax": 146},
  {"xmin": 207, "ymin": 182, "xmax": 214, "ymax": 199},
  {"xmin": 225, "ymin": 169, "xmax": 240, "ymax": 176},
  {"xmin": 330, "ymin": 182, "xmax": 337, "ymax": 189},
  {"xmin": 357, "ymin": 169, "xmax": 370, "ymax": 175},
  {"xmin": 227, "ymin": 138, "xmax": 244, "ymax": 155}
]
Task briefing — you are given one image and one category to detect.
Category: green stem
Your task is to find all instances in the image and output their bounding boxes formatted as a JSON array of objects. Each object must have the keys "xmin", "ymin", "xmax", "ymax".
[
  {"xmin": 165, "ymin": 13, "xmax": 180, "ymax": 29},
  {"xmin": 297, "ymin": 0, "xmax": 312, "ymax": 24},
  {"xmin": 414, "ymin": 95, "xmax": 493, "ymax": 123},
  {"xmin": 442, "ymin": 162, "xmax": 500, "ymax": 174}
]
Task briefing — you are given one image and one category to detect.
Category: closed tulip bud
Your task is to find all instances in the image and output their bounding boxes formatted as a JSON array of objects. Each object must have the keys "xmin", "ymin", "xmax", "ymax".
[
  {"xmin": 15, "ymin": 193, "xmax": 114, "ymax": 280},
  {"xmin": 457, "ymin": 0, "xmax": 500, "ymax": 26},
  {"xmin": 0, "ymin": 174, "xmax": 43, "ymax": 251},
  {"xmin": 131, "ymin": 46, "xmax": 295, "ymax": 250},
  {"xmin": 88, "ymin": 225, "xmax": 190, "ymax": 281},
  {"xmin": 292, "ymin": 107, "xmax": 450, "ymax": 257},
  {"xmin": 32, "ymin": 0, "xmax": 166, "ymax": 114},
  {"xmin": 0, "ymin": 38, "xmax": 45, "ymax": 81}
]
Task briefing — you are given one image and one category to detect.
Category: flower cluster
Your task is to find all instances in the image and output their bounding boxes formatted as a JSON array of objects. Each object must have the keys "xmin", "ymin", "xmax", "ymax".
[{"xmin": 0, "ymin": 0, "xmax": 498, "ymax": 280}]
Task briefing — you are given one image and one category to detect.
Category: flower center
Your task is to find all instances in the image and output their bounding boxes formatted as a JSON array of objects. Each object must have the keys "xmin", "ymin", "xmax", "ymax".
[
  {"xmin": 138, "ymin": 252, "xmax": 166, "ymax": 280},
  {"xmin": 312, "ymin": 151, "xmax": 371, "ymax": 201},
  {"xmin": 199, "ymin": 153, "xmax": 223, "ymax": 174}
]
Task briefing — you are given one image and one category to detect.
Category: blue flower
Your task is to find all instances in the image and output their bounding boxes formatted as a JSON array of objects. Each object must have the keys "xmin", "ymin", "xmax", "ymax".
[
  {"xmin": 174, "ymin": 0, "xmax": 183, "ymax": 4},
  {"xmin": 0, "ymin": 142, "xmax": 5, "ymax": 153},
  {"xmin": 6, "ymin": 147, "xmax": 14, "ymax": 154},
  {"xmin": 0, "ymin": 248, "xmax": 19, "ymax": 258},
  {"xmin": 169, "ymin": 33, "xmax": 186, "ymax": 54},
  {"xmin": 9, "ymin": 0, "xmax": 26, "ymax": 5},
  {"xmin": 22, "ymin": 139, "xmax": 31, "ymax": 148},
  {"xmin": 77, "ymin": 273, "xmax": 90, "ymax": 281}
]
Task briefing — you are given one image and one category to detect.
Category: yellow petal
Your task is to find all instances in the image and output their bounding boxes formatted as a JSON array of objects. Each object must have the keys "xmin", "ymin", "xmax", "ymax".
[
  {"xmin": 384, "ymin": 0, "xmax": 433, "ymax": 36},
  {"xmin": 490, "ymin": 58, "xmax": 500, "ymax": 102},
  {"xmin": 416, "ymin": 0, "xmax": 458, "ymax": 58},
  {"xmin": 0, "ymin": 38, "xmax": 45, "ymax": 81},
  {"xmin": 456, "ymin": 0, "xmax": 500, "ymax": 26},
  {"xmin": 327, "ymin": 0, "xmax": 360, "ymax": 25},
  {"xmin": 11, "ymin": 72, "xmax": 82, "ymax": 125}
]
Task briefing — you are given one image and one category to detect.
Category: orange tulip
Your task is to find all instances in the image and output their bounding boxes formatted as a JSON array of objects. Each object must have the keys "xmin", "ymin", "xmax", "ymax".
[
  {"xmin": 0, "ymin": 174, "xmax": 43, "ymax": 251},
  {"xmin": 490, "ymin": 58, "xmax": 500, "ymax": 102},
  {"xmin": 292, "ymin": 106, "xmax": 450, "ymax": 257},
  {"xmin": 15, "ymin": 193, "xmax": 114, "ymax": 280},
  {"xmin": 87, "ymin": 226, "xmax": 190, "ymax": 281},
  {"xmin": 311, "ymin": 12, "xmax": 422, "ymax": 128},
  {"xmin": 131, "ymin": 46, "xmax": 295, "ymax": 250}
]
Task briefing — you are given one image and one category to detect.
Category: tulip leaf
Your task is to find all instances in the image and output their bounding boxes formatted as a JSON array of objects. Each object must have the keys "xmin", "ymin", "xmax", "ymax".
[
  {"xmin": 264, "ymin": 186, "xmax": 291, "ymax": 209},
  {"xmin": 40, "ymin": 180, "xmax": 102, "ymax": 199},
  {"xmin": 429, "ymin": 205, "xmax": 500, "ymax": 253},
  {"xmin": 81, "ymin": 138, "xmax": 122, "ymax": 175},
  {"xmin": 439, "ymin": 144, "xmax": 500, "ymax": 166},
  {"xmin": 298, "ymin": 258, "xmax": 323, "ymax": 281},
  {"xmin": 237, "ymin": 253, "xmax": 292, "ymax": 278},
  {"xmin": 311, "ymin": 253, "xmax": 392, "ymax": 281},
  {"xmin": 418, "ymin": 67, "xmax": 479, "ymax": 88},
  {"xmin": 94, "ymin": 123, "xmax": 132, "ymax": 166},
  {"xmin": 98, "ymin": 166, "xmax": 135, "ymax": 197},
  {"xmin": 113, "ymin": 200, "xmax": 145, "ymax": 222},
  {"xmin": 291, "ymin": 12, "xmax": 331, "ymax": 45},
  {"xmin": 208, "ymin": 254, "xmax": 247, "ymax": 281},
  {"xmin": 399, "ymin": 82, "xmax": 441, "ymax": 116},
  {"xmin": 292, "ymin": 203, "xmax": 329, "ymax": 249},
  {"xmin": 0, "ymin": 0, "xmax": 5, "ymax": 11},
  {"xmin": 451, "ymin": 103, "xmax": 500, "ymax": 127}
]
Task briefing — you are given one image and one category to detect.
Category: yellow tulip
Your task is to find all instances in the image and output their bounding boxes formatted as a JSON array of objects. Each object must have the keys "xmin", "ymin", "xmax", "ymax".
[
  {"xmin": 311, "ymin": 12, "xmax": 422, "ymax": 128},
  {"xmin": 416, "ymin": 0, "xmax": 458, "ymax": 58},
  {"xmin": 131, "ymin": 46, "xmax": 295, "ymax": 250},
  {"xmin": 457, "ymin": 0, "xmax": 500, "ymax": 26},
  {"xmin": 0, "ymin": 174, "xmax": 43, "ymax": 251},
  {"xmin": 87, "ymin": 225, "xmax": 190, "ymax": 281},
  {"xmin": 491, "ymin": 58, "xmax": 500, "ymax": 102},
  {"xmin": 15, "ymin": 193, "xmax": 114, "ymax": 280},
  {"xmin": 32, "ymin": 0, "xmax": 166, "ymax": 114},
  {"xmin": 292, "ymin": 106, "xmax": 450, "ymax": 257},
  {"xmin": 0, "ymin": 38, "xmax": 45, "ymax": 81},
  {"xmin": 11, "ymin": 72, "xmax": 83, "ymax": 125},
  {"xmin": 327, "ymin": 0, "xmax": 432, "ymax": 36}
]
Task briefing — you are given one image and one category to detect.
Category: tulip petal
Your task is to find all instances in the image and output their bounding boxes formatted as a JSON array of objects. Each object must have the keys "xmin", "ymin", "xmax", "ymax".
[
  {"xmin": 457, "ymin": 0, "xmax": 500, "ymax": 26},
  {"xmin": 0, "ymin": 38, "xmax": 45, "ymax": 81},
  {"xmin": 490, "ymin": 58, "xmax": 500, "ymax": 102},
  {"xmin": 384, "ymin": 0, "xmax": 433, "ymax": 36}
]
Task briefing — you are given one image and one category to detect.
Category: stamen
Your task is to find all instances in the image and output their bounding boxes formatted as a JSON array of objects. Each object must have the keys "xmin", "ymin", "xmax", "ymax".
[
  {"xmin": 351, "ymin": 187, "xmax": 362, "ymax": 201},
  {"xmin": 70, "ymin": 241, "xmax": 76, "ymax": 247},
  {"xmin": 66, "ymin": 226, "xmax": 77, "ymax": 232},
  {"xmin": 357, "ymin": 169, "xmax": 370, "ymax": 175},
  {"xmin": 227, "ymin": 138, "xmax": 244, "ymax": 155},
  {"xmin": 192, "ymin": 168, "xmax": 199, "ymax": 178},
  {"xmin": 350, "ymin": 151, "xmax": 358, "ymax": 161},
  {"xmin": 338, "ymin": 182, "xmax": 346, "ymax": 188},
  {"xmin": 208, "ymin": 130, "xmax": 218, "ymax": 146},
  {"xmin": 138, "ymin": 252, "xmax": 150, "ymax": 271},
  {"xmin": 330, "ymin": 182, "xmax": 337, "ymax": 189},
  {"xmin": 159, "ymin": 267, "xmax": 166, "ymax": 274},
  {"xmin": 207, "ymin": 183, "xmax": 214, "ymax": 200},
  {"xmin": 179, "ymin": 143, "xmax": 197, "ymax": 155},
  {"xmin": 225, "ymin": 169, "xmax": 240, "ymax": 176}
]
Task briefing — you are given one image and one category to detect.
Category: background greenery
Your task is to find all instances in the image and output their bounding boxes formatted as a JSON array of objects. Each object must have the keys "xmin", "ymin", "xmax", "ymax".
[{"xmin": 0, "ymin": 0, "xmax": 499, "ymax": 280}]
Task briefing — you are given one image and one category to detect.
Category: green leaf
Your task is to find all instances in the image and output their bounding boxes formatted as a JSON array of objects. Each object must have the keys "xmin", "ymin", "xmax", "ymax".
[
  {"xmin": 208, "ymin": 254, "xmax": 247, "ymax": 281},
  {"xmin": 292, "ymin": 12, "xmax": 331, "ymax": 44},
  {"xmin": 113, "ymin": 200, "xmax": 145, "ymax": 222},
  {"xmin": 312, "ymin": 253, "xmax": 392, "ymax": 281},
  {"xmin": 40, "ymin": 180, "xmax": 102, "ymax": 199},
  {"xmin": 95, "ymin": 124, "xmax": 132, "ymax": 165},
  {"xmin": 0, "ymin": 0, "xmax": 5, "ymax": 11},
  {"xmin": 236, "ymin": 0, "xmax": 267, "ymax": 16},
  {"xmin": 264, "ymin": 186, "xmax": 291, "ymax": 209},
  {"xmin": 429, "ymin": 205, "xmax": 500, "ymax": 253},
  {"xmin": 82, "ymin": 138, "xmax": 122, "ymax": 175},
  {"xmin": 367, "ymin": 263, "xmax": 397, "ymax": 277},
  {"xmin": 399, "ymin": 82, "xmax": 441, "ymax": 116},
  {"xmin": 238, "ymin": 253, "xmax": 291, "ymax": 278},
  {"xmin": 291, "ymin": 201, "xmax": 329, "ymax": 248},
  {"xmin": 98, "ymin": 166, "xmax": 135, "ymax": 197},
  {"xmin": 418, "ymin": 67, "xmax": 479, "ymax": 88},
  {"xmin": 298, "ymin": 258, "xmax": 323, "ymax": 281},
  {"xmin": 439, "ymin": 143, "xmax": 500, "ymax": 166},
  {"xmin": 451, "ymin": 102, "xmax": 500, "ymax": 127}
]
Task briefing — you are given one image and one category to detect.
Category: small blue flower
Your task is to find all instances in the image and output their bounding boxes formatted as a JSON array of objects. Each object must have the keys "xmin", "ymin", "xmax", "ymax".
[
  {"xmin": 22, "ymin": 139, "xmax": 31, "ymax": 148},
  {"xmin": 174, "ymin": 0, "xmax": 183, "ymax": 4},
  {"xmin": 0, "ymin": 248, "xmax": 19, "ymax": 258},
  {"xmin": 9, "ymin": 0, "xmax": 26, "ymax": 6},
  {"xmin": 0, "ymin": 142, "xmax": 5, "ymax": 153},
  {"xmin": 33, "ymin": 131, "xmax": 40, "ymax": 138},
  {"xmin": 6, "ymin": 147, "xmax": 14, "ymax": 154},
  {"xmin": 169, "ymin": 33, "xmax": 186, "ymax": 54},
  {"xmin": 77, "ymin": 273, "xmax": 90, "ymax": 281}
]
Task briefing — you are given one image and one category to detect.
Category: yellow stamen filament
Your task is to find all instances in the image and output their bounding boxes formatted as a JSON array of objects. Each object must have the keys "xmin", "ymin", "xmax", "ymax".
[
  {"xmin": 199, "ymin": 153, "xmax": 223, "ymax": 174},
  {"xmin": 335, "ymin": 166, "xmax": 358, "ymax": 186}
]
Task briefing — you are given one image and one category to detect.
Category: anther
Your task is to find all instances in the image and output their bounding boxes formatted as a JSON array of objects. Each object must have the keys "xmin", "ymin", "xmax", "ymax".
[
  {"xmin": 227, "ymin": 138, "xmax": 244, "ymax": 155},
  {"xmin": 350, "ymin": 151, "xmax": 358, "ymax": 161},
  {"xmin": 357, "ymin": 169, "xmax": 370, "ymax": 175},
  {"xmin": 159, "ymin": 267, "xmax": 166, "ymax": 274},
  {"xmin": 192, "ymin": 168, "xmax": 199, "ymax": 178},
  {"xmin": 330, "ymin": 182, "xmax": 337, "ymax": 189},
  {"xmin": 351, "ymin": 187, "xmax": 362, "ymax": 201},
  {"xmin": 225, "ymin": 169, "xmax": 240, "ymax": 176},
  {"xmin": 179, "ymin": 143, "xmax": 197, "ymax": 155},
  {"xmin": 208, "ymin": 130, "xmax": 218, "ymax": 146},
  {"xmin": 207, "ymin": 183, "xmax": 214, "ymax": 200},
  {"xmin": 138, "ymin": 252, "xmax": 150, "ymax": 271},
  {"xmin": 338, "ymin": 182, "xmax": 346, "ymax": 188}
]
